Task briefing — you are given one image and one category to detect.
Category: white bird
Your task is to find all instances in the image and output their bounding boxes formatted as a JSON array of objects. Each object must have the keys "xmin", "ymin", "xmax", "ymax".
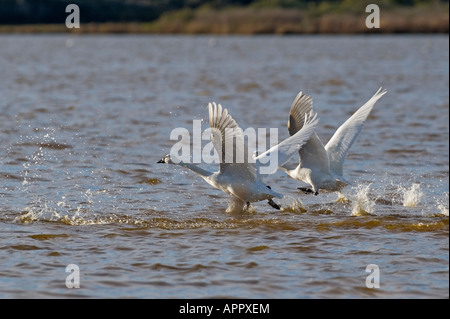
[
  {"xmin": 158, "ymin": 102, "xmax": 319, "ymax": 212},
  {"xmin": 281, "ymin": 87, "xmax": 387, "ymax": 195}
]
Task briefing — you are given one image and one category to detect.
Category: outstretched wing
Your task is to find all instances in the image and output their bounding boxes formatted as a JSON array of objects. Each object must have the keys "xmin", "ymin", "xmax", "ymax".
[
  {"xmin": 287, "ymin": 91, "xmax": 314, "ymax": 136},
  {"xmin": 325, "ymin": 87, "xmax": 387, "ymax": 176},
  {"xmin": 256, "ymin": 111, "xmax": 319, "ymax": 175},
  {"xmin": 208, "ymin": 102, "xmax": 256, "ymax": 178},
  {"xmin": 287, "ymin": 91, "xmax": 330, "ymax": 175}
]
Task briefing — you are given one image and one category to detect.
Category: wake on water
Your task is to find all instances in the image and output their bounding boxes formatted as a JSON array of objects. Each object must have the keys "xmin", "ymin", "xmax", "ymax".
[
  {"xmin": 10, "ymin": 150, "xmax": 449, "ymax": 224},
  {"xmin": 225, "ymin": 181, "xmax": 441, "ymax": 217},
  {"xmin": 337, "ymin": 181, "xmax": 448, "ymax": 217},
  {"xmin": 225, "ymin": 195, "xmax": 307, "ymax": 215}
]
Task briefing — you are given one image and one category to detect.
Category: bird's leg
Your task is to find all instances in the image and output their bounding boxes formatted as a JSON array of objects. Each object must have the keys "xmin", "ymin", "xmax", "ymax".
[
  {"xmin": 267, "ymin": 198, "xmax": 281, "ymax": 210},
  {"xmin": 246, "ymin": 202, "xmax": 251, "ymax": 210},
  {"xmin": 297, "ymin": 187, "xmax": 319, "ymax": 195},
  {"xmin": 297, "ymin": 187, "xmax": 313, "ymax": 194}
]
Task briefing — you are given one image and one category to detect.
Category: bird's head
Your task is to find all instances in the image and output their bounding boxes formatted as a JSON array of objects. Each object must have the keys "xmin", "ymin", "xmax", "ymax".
[{"xmin": 157, "ymin": 154, "xmax": 173, "ymax": 164}]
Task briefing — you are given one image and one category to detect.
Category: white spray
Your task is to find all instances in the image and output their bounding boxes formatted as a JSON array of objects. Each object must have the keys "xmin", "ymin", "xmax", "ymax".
[
  {"xmin": 401, "ymin": 183, "xmax": 423, "ymax": 207},
  {"xmin": 349, "ymin": 184, "xmax": 376, "ymax": 216}
]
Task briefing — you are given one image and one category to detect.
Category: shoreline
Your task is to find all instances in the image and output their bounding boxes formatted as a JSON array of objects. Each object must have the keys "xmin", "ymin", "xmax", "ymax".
[{"xmin": 0, "ymin": 7, "xmax": 448, "ymax": 35}]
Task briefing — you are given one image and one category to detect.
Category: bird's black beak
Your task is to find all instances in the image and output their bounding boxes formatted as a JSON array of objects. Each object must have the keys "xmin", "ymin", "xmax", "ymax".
[{"xmin": 157, "ymin": 159, "xmax": 164, "ymax": 163}]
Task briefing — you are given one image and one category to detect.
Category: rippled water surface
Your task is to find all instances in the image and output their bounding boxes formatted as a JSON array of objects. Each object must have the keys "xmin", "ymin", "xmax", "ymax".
[{"xmin": 0, "ymin": 34, "xmax": 448, "ymax": 298}]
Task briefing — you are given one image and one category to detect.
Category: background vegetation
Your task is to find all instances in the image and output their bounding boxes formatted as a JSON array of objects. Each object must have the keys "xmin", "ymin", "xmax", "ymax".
[{"xmin": 0, "ymin": 0, "xmax": 448, "ymax": 33}]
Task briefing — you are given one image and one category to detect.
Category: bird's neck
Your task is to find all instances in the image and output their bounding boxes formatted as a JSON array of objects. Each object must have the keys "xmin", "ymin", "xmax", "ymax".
[{"xmin": 176, "ymin": 162, "xmax": 213, "ymax": 179}]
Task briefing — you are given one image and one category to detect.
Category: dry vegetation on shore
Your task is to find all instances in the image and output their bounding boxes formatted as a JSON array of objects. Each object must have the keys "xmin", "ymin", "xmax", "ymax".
[{"xmin": 0, "ymin": 4, "xmax": 448, "ymax": 34}]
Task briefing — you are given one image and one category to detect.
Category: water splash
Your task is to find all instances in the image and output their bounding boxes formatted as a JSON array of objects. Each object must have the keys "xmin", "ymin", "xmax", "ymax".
[
  {"xmin": 22, "ymin": 163, "xmax": 30, "ymax": 186},
  {"xmin": 436, "ymin": 193, "xmax": 449, "ymax": 216},
  {"xmin": 225, "ymin": 197, "xmax": 256, "ymax": 214},
  {"xmin": 401, "ymin": 183, "xmax": 423, "ymax": 207},
  {"xmin": 13, "ymin": 202, "xmax": 62, "ymax": 224},
  {"xmin": 437, "ymin": 203, "xmax": 449, "ymax": 217},
  {"xmin": 12, "ymin": 186, "xmax": 112, "ymax": 224},
  {"xmin": 223, "ymin": 195, "xmax": 306, "ymax": 214},
  {"xmin": 349, "ymin": 184, "xmax": 376, "ymax": 216},
  {"xmin": 279, "ymin": 196, "xmax": 307, "ymax": 214},
  {"xmin": 12, "ymin": 204, "xmax": 138, "ymax": 226},
  {"xmin": 19, "ymin": 127, "xmax": 61, "ymax": 188},
  {"xmin": 336, "ymin": 191, "xmax": 350, "ymax": 203}
]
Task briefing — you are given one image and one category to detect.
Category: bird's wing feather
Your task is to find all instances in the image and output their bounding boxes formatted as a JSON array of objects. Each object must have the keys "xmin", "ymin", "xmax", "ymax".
[
  {"xmin": 324, "ymin": 87, "xmax": 387, "ymax": 176},
  {"xmin": 287, "ymin": 92, "xmax": 314, "ymax": 136},
  {"xmin": 256, "ymin": 111, "xmax": 319, "ymax": 174},
  {"xmin": 208, "ymin": 102, "xmax": 256, "ymax": 179},
  {"xmin": 287, "ymin": 92, "xmax": 329, "ymax": 174}
]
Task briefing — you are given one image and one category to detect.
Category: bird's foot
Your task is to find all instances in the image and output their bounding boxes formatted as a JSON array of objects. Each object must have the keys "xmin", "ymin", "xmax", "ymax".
[
  {"xmin": 267, "ymin": 198, "xmax": 281, "ymax": 210},
  {"xmin": 297, "ymin": 187, "xmax": 319, "ymax": 196}
]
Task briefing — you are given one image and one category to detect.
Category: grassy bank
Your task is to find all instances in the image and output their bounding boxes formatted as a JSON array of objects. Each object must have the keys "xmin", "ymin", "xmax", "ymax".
[
  {"xmin": 0, "ymin": 4, "xmax": 448, "ymax": 34},
  {"xmin": 150, "ymin": 5, "xmax": 449, "ymax": 34}
]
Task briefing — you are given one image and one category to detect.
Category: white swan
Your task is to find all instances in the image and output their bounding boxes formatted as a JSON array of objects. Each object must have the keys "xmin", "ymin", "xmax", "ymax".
[
  {"xmin": 158, "ymin": 102, "xmax": 319, "ymax": 211},
  {"xmin": 281, "ymin": 87, "xmax": 387, "ymax": 195}
]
